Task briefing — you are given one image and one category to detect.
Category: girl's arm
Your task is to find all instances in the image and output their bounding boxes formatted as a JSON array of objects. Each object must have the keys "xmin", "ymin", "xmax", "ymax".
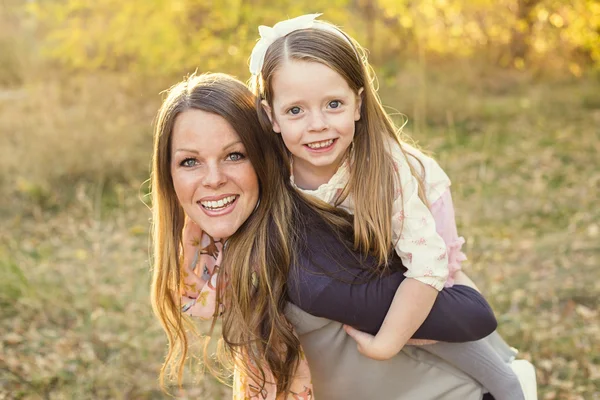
[
  {"xmin": 344, "ymin": 278, "xmax": 438, "ymax": 359},
  {"xmin": 341, "ymin": 148, "xmax": 451, "ymax": 359},
  {"xmin": 287, "ymin": 200, "xmax": 497, "ymax": 343},
  {"xmin": 406, "ymin": 188, "xmax": 473, "ymax": 345}
]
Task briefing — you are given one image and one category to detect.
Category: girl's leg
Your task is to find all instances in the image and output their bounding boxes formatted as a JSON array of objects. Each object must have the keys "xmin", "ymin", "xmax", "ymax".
[
  {"xmin": 486, "ymin": 331, "xmax": 518, "ymax": 361},
  {"xmin": 420, "ymin": 338, "xmax": 524, "ymax": 400},
  {"xmin": 449, "ymin": 271, "xmax": 535, "ymax": 399}
]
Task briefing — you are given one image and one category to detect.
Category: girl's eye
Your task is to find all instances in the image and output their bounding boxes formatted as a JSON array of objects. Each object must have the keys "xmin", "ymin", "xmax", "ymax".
[
  {"xmin": 328, "ymin": 100, "xmax": 342, "ymax": 109},
  {"xmin": 288, "ymin": 106, "xmax": 302, "ymax": 115},
  {"xmin": 180, "ymin": 158, "xmax": 198, "ymax": 167},
  {"xmin": 226, "ymin": 152, "xmax": 245, "ymax": 162}
]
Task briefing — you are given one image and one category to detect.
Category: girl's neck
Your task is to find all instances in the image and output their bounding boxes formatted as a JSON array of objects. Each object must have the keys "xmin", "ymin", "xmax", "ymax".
[{"xmin": 291, "ymin": 156, "xmax": 343, "ymax": 190}]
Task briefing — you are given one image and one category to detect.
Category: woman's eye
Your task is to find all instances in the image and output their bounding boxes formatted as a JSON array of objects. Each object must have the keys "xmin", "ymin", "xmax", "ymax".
[
  {"xmin": 180, "ymin": 158, "xmax": 198, "ymax": 167},
  {"xmin": 288, "ymin": 106, "xmax": 301, "ymax": 115},
  {"xmin": 328, "ymin": 100, "xmax": 342, "ymax": 109},
  {"xmin": 226, "ymin": 152, "xmax": 245, "ymax": 162}
]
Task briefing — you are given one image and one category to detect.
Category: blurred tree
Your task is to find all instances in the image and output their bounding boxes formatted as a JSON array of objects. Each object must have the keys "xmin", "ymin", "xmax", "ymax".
[
  {"xmin": 509, "ymin": 0, "xmax": 542, "ymax": 62},
  {"xmin": 23, "ymin": 0, "xmax": 600, "ymax": 77},
  {"xmin": 27, "ymin": 0, "xmax": 351, "ymax": 78}
]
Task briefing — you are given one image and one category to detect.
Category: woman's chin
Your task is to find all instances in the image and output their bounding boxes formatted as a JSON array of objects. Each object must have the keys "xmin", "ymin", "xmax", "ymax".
[
  {"xmin": 200, "ymin": 226, "xmax": 233, "ymax": 241},
  {"xmin": 199, "ymin": 218, "xmax": 246, "ymax": 240}
]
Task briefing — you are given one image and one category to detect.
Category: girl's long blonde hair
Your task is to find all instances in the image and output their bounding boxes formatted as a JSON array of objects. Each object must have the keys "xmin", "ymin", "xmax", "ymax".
[
  {"xmin": 253, "ymin": 23, "xmax": 428, "ymax": 268},
  {"xmin": 151, "ymin": 73, "xmax": 324, "ymax": 395}
]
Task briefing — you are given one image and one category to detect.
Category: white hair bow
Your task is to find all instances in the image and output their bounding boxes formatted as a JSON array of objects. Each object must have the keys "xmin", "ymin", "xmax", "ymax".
[{"xmin": 249, "ymin": 13, "xmax": 322, "ymax": 76}]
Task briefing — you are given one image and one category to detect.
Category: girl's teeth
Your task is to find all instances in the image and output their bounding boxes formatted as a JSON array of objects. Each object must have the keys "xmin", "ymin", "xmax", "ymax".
[
  {"xmin": 201, "ymin": 195, "xmax": 236, "ymax": 210},
  {"xmin": 307, "ymin": 139, "xmax": 334, "ymax": 149}
]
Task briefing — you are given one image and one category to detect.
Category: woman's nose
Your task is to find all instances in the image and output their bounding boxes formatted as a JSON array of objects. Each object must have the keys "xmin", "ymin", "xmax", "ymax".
[{"xmin": 201, "ymin": 163, "xmax": 227, "ymax": 188}]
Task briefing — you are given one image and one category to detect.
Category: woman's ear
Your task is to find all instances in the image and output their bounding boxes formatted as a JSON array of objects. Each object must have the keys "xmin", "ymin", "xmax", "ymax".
[
  {"xmin": 261, "ymin": 100, "xmax": 281, "ymax": 133},
  {"xmin": 354, "ymin": 87, "xmax": 364, "ymax": 121}
]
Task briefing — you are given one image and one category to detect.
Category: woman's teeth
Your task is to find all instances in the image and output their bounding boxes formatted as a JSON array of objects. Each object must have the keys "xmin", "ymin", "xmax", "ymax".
[
  {"xmin": 201, "ymin": 195, "xmax": 236, "ymax": 210},
  {"xmin": 306, "ymin": 139, "xmax": 334, "ymax": 149}
]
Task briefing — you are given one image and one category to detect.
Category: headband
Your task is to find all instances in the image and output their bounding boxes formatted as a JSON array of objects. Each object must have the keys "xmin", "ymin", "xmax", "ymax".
[{"xmin": 248, "ymin": 13, "xmax": 354, "ymax": 76}]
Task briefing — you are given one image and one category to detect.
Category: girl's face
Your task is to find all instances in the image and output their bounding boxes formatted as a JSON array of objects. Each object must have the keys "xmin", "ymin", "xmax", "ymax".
[
  {"xmin": 170, "ymin": 109, "xmax": 259, "ymax": 239},
  {"xmin": 264, "ymin": 60, "xmax": 362, "ymax": 188}
]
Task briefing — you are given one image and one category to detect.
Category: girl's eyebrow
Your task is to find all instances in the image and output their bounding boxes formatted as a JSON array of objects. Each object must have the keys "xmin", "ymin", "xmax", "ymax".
[
  {"xmin": 323, "ymin": 91, "xmax": 352, "ymax": 99},
  {"xmin": 278, "ymin": 92, "xmax": 351, "ymax": 110},
  {"xmin": 278, "ymin": 99, "xmax": 303, "ymax": 112}
]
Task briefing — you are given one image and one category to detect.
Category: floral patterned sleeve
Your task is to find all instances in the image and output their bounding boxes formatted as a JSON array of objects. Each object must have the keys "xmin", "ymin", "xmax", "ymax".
[
  {"xmin": 181, "ymin": 221, "xmax": 315, "ymax": 399},
  {"xmin": 430, "ymin": 189, "xmax": 467, "ymax": 288},
  {"xmin": 390, "ymin": 143, "xmax": 449, "ymax": 291}
]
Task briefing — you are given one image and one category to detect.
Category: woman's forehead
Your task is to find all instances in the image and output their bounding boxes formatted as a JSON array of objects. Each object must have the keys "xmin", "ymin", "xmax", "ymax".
[{"xmin": 171, "ymin": 109, "xmax": 242, "ymax": 152}]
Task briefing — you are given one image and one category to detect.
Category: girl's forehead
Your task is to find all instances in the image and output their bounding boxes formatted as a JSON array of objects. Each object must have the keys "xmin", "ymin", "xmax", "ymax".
[
  {"xmin": 272, "ymin": 60, "xmax": 353, "ymax": 94},
  {"xmin": 275, "ymin": 59, "xmax": 332, "ymax": 75}
]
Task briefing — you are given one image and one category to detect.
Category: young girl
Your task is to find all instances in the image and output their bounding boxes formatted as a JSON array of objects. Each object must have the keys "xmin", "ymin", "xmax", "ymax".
[{"xmin": 249, "ymin": 13, "xmax": 536, "ymax": 400}]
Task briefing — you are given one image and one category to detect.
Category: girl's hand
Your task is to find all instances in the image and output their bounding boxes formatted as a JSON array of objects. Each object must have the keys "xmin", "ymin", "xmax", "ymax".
[{"xmin": 343, "ymin": 325, "xmax": 402, "ymax": 361}]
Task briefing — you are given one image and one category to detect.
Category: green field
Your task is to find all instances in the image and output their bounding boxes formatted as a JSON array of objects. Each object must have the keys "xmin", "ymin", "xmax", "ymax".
[{"xmin": 1, "ymin": 67, "xmax": 599, "ymax": 399}]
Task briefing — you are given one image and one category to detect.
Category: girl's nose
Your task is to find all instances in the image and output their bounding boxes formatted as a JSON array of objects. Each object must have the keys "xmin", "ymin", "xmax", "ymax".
[{"xmin": 308, "ymin": 111, "xmax": 328, "ymax": 132}]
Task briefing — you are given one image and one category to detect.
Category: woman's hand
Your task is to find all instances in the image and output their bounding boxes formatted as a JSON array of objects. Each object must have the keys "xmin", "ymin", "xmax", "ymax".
[{"xmin": 181, "ymin": 217, "xmax": 205, "ymax": 298}]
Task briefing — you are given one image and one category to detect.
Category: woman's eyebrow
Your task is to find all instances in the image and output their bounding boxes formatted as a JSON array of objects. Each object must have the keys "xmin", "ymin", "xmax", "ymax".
[
  {"xmin": 173, "ymin": 148, "xmax": 199, "ymax": 154},
  {"xmin": 173, "ymin": 140, "xmax": 242, "ymax": 155},
  {"xmin": 223, "ymin": 140, "xmax": 243, "ymax": 150}
]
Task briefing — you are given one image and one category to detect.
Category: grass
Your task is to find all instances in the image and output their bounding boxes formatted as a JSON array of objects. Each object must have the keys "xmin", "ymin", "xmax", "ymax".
[{"xmin": 0, "ymin": 65, "xmax": 598, "ymax": 399}]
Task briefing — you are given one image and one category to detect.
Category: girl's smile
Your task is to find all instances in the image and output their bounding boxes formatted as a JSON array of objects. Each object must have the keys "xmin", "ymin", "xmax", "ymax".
[{"xmin": 305, "ymin": 138, "xmax": 337, "ymax": 151}]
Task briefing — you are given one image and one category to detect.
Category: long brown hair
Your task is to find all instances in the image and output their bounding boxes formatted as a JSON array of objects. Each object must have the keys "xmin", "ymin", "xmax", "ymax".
[
  {"xmin": 151, "ymin": 73, "xmax": 314, "ymax": 394},
  {"xmin": 253, "ymin": 22, "xmax": 428, "ymax": 269}
]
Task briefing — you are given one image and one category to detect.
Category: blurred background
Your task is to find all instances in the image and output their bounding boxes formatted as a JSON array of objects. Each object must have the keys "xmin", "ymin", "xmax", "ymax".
[{"xmin": 0, "ymin": 0, "xmax": 598, "ymax": 398}]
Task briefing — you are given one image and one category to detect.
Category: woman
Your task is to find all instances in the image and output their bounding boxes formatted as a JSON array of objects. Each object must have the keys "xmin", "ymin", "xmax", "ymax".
[{"xmin": 151, "ymin": 73, "xmax": 499, "ymax": 399}]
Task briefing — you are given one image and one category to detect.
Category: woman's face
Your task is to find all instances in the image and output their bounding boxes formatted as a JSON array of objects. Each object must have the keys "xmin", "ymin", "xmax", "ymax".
[{"xmin": 170, "ymin": 109, "xmax": 259, "ymax": 239}]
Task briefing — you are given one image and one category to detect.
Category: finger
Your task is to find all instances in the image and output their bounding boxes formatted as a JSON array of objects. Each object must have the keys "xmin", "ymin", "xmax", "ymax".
[
  {"xmin": 181, "ymin": 296, "xmax": 197, "ymax": 313},
  {"xmin": 181, "ymin": 257, "xmax": 205, "ymax": 297},
  {"xmin": 343, "ymin": 325, "xmax": 374, "ymax": 346},
  {"xmin": 182, "ymin": 218, "xmax": 203, "ymax": 274}
]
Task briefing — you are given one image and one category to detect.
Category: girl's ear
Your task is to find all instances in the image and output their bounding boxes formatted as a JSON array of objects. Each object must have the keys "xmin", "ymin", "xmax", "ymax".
[
  {"xmin": 261, "ymin": 100, "xmax": 281, "ymax": 133},
  {"xmin": 354, "ymin": 87, "xmax": 364, "ymax": 121}
]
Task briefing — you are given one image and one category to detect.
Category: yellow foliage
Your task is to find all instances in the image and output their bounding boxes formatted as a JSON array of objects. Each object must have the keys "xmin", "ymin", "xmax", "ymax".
[{"xmin": 16, "ymin": 0, "xmax": 600, "ymax": 77}]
